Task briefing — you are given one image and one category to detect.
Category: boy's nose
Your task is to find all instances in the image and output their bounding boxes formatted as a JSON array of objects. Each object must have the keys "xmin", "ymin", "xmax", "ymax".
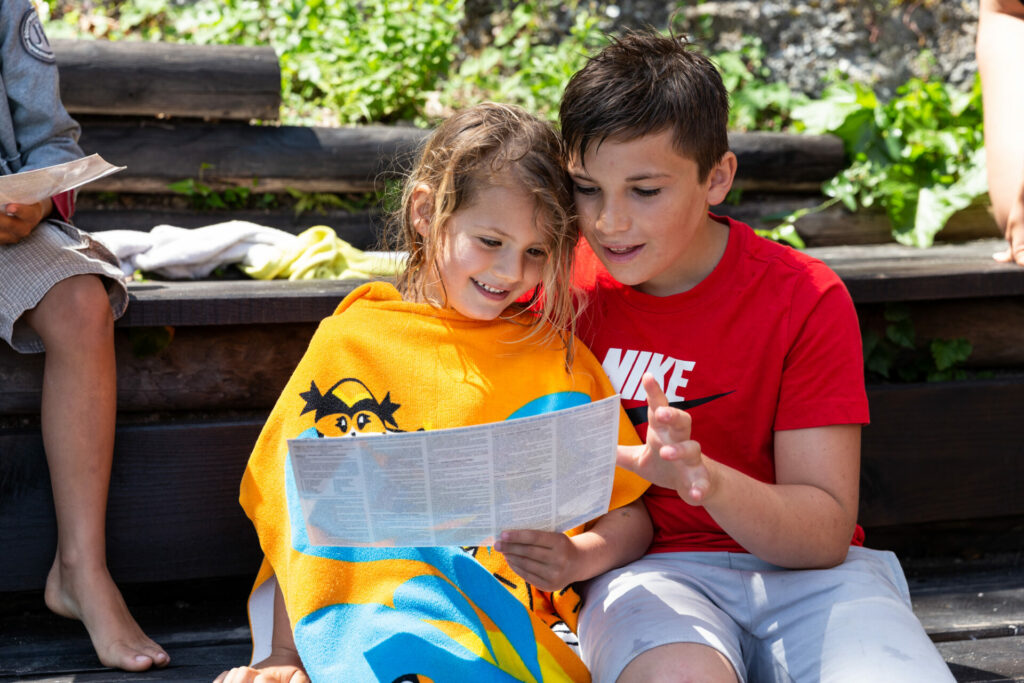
[{"xmin": 597, "ymin": 201, "xmax": 630, "ymax": 234}]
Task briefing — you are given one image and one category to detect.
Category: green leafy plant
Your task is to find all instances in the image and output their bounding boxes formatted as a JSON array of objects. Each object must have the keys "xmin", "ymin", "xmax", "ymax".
[
  {"xmin": 169, "ymin": 164, "xmax": 277, "ymax": 210},
  {"xmin": 438, "ymin": 1, "xmax": 607, "ymax": 123},
  {"xmin": 789, "ymin": 72, "xmax": 987, "ymax": 247},
  {"xmin": 285, "ymin": 188, "xmax": 363, "ymax": 215},
  {"xmin": 863, "ymin": 304, "xmax": 974, "ymax": 382},
  {"xmin": 49, "ymin": 1, "xmax": 988, "ymax": 252},
  {"xmin": 713, "ymin": 37, "xmax": 810, "ymax": 133},
  {"xmin": 182, "ymin": 0, "xmax": 463, "ymax": 125}
]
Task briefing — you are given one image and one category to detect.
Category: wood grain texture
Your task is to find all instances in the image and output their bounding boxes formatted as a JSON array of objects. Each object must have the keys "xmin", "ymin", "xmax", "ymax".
[
  {"xmin": 76, "ymin": 119, "xmax": 430, "ymax": 194},
  {"xmin": 52, "ymin": 39, "xmax": 281, "ymax": 121},
  {"xmin": 807, "ymin": 239, "xmax": 1024, "ymax": 302},
  {"xmin": 0, "ymin": 419, "xmax": 265, "ymax": 591},
  {"xmin": 859, "ymin": 379, "xmax": 1024, "ymax": 527},
  {"xmin": 69, "ymin": 121, "xmax": 849, "ymax": 195},
  {"xmin": 718, "ymin": 195, "xmax": 1002, "ymax": 247},
  {"xmin": 858, "ymin": 297, "xmax": 1024, "ymax": 368},
  {"xmin": 116, "ymin": 279, "xmax": 366, "ymax": 327},
  {"xmin": 728, "ymin": 131, "xmax": 845, "ymax": 188}
]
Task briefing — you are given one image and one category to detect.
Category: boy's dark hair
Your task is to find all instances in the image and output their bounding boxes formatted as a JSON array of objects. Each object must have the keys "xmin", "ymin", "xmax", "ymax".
[{"xmin": 560, "ymin": 30, "xmax": 730, "ymax": 182}]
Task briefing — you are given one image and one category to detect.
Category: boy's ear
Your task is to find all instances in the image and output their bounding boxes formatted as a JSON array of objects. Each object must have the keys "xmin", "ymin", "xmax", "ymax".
[
  {"xmin": 705, "ymin": 151, "xmax": 738, "ymax": 207},
  {"xmin": 410, "ymin": 183, "xmax": 434, "ymax": 237}
]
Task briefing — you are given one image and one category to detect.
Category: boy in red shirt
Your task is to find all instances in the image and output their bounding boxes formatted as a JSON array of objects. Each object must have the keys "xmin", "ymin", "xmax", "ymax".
[{"xmin": 560, "ymin": 30, "xmax": 953, "ymax": 682}]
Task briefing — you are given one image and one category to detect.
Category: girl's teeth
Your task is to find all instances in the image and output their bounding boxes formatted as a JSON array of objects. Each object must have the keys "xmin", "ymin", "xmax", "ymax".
[{"xmin": 477, "ymin": 281, "xmax": 505, "ymax": 294}]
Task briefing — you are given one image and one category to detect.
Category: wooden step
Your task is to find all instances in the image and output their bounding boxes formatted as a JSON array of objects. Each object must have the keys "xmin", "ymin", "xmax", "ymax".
[
  {"xmin": 2, "ymin": 377, "xmax": 1021, "ymax": 590},
  {"xmin": 93, "ymin": 239, "xmax": 1024, "ymax": 331},
  {"xmin": 0, "ymin": 419, "xmax": 264, "ymax": 591},
  {"xmin": 76, "ymin": 118, "xmax": 428, "ymax": 194},
  {"xmin": 70, "ymin": 120, "xmax": 846, "ymax": 195},
  {"xmin": 73, "ymin": 206, "xmax": 385, "ymax": 249},
  {"xmin": 1, "ymin": 562, "xmax": 1021, "ymax": 681},
  {"xmin": 0, "ymin": 323, "xmax": 316, "ymax": 415},
  {"xmin": 859, "ymin": 378, "xmax": 1024, "ymax": 528},
  {"xmin": 52, "ymin": 39, "xmax": 281, "ymax": 121},
  {"xmin": 804, "ymin": 239, "xmax": 1024, "ymax": 303}
]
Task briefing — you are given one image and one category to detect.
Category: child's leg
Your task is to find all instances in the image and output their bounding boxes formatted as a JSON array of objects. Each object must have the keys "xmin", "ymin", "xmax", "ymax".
[
  {"xmin": 579, "ymin": 553, "xmax": 744, "ymax": 683},
  {"xmin": 746, "ymin": 547, "xmax": 954, "ymax": 683},
  {"xmin": 23, "ymin": 274, "xmax": 169, "ymax": 672}
]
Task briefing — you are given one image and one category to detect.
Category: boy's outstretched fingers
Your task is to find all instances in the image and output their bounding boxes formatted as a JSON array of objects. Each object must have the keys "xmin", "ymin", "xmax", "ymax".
[{"xmin": 616, "ymin": 374, "xmax": 713, "ymax": 504}]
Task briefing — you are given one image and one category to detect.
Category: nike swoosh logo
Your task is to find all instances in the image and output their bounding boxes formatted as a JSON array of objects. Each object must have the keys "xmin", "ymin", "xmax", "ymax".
[{"xmin": 624, "ymin": 391, "xmax": 735, "ymax": 426}]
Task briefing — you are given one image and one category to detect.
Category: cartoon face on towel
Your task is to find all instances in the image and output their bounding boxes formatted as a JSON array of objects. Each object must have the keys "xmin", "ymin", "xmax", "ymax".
[{"xmin": 299, "ymin": 377, "xmax": 414, "ymax": 437}]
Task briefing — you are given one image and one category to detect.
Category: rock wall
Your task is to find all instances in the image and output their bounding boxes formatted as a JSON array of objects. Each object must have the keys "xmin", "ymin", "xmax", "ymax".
[
  {"xmin": 642, "ymin": 0, "xmax": 979, "ymax": 96},
  {"xmin": 466, "ymin": 1, "xmax": 980, "ymax": 97}
]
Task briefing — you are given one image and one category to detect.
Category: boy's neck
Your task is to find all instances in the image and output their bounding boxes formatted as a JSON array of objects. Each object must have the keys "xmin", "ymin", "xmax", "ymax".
[{"xmin": 634, "ymin": 214, "xmax": 730, "ymax": 297}]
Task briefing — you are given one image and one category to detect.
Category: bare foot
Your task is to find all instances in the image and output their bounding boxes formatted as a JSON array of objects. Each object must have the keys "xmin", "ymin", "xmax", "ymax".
[{"xmin": 45, "ymin": 557, "xmax": 170, "ymax": 671}]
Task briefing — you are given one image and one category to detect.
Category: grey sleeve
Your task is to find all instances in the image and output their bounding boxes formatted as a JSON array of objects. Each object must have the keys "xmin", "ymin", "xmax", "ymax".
[{"xmin": 0, "ymin": 0, "xmax": 81, "ymax": 174}]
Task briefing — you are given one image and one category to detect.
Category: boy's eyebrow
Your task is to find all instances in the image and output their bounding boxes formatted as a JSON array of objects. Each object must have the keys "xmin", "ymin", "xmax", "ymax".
[
  {"xmin": 569, "ymin": 170, "xmax": 671, "ymax": 182},
  {"xmin": 626, "ymin": 172, "xmax": 670, "ymax": 182}
]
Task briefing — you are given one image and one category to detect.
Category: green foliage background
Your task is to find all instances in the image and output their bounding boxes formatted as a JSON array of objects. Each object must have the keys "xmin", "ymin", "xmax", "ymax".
[{"xmin": 42, "ymin": 0, "xmax": 989, "ymax": 247}]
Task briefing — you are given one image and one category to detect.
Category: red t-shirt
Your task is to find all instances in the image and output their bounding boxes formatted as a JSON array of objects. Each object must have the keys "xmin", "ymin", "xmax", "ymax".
[{"xmin": 574, "ymin": 214, "xmax": 870, "ymax": 554}]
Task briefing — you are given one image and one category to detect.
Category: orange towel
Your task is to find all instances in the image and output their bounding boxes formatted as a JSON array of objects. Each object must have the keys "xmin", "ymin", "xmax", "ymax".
[{"xmin": 241, "ymin": 281, "xmax": 646, "ymax": 682}]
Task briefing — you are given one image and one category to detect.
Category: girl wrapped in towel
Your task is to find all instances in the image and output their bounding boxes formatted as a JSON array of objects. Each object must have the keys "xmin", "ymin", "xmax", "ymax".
[{"xmin": 217, "ymin": 102, "xmax": 655, "ymax": 683}]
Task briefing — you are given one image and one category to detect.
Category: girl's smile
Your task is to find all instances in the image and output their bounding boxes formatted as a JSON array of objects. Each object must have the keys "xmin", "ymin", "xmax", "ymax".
[{"xmin": 420, "ymin": 183, "xmax": 549, "ymax": 320}]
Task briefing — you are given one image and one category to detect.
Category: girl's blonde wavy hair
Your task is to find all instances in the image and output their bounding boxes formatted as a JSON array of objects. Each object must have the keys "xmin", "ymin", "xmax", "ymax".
[{"xmin": 392, "ymin": 102, "xmax": 579, "ymax": 364}]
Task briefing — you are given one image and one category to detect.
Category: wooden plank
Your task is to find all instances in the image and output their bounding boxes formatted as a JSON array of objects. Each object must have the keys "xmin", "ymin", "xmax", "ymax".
[
  {"xmin": 866, "ymin": 519, "xmax": 1024, "ymax": 561},
  {"xmin": 860, "ymin": 379, "xmax": 1024, "ymax": 527},
  {"xmin": 0, "ymin": 324, "xmax": 315, "ymax": 414},
  {"xmin": 806, "ymin": 239, "xmax": 1024, "ymax": 303},
  {"xmin": 74, "ymin": 206, "xmax": 385, "ymax": 250},
  {"xmin": 858, "ymin": 298, "xmax": 1024, "ymax": 368},
  {"xmin": 718, "ymin": 194, "xmax": 1001, "ymax": 247},
  {"xmin": 2, "ymin": 296, "xmax": 1021, "ymax": 414},
  {"xmin": 115, "ymin": 279, "xmax": 364, "ymax": 328},
  {"xmin": 911, "ymin": 570, "xmax": 1024, "ymax": 642},
  {"xmin": 71, "ymin": 122, "xmax": 845, "ymax": 196},
  {"xmin": 727, "ymin": 132, "xmax": 845, "ymax": 189},
  {"xmin": 3, "ymin": 642, "xmax": 253, "ymax": 682},
  {"xmin": 794, "ymin": 202, "xmax": 1000, "ymax": 247},
  {"xmin": 76, "ymin": 119, "xmax": 429, "ymax": 194},
  {"xmin": 0, "ymin": 419, "xmax": 265, "ymax": 592},
  {"xmin": 52, "ymin": 40, "xmax": 280, "ymax": 121},
  {"xmin": 938, "ymin": 637, "xmax": 1024, "ymax": 683},
  {"xmin": 95, "ymin": 241, "xmax": 1023, "ymax": 331},
  {"xmin": 3, "ymin": 382, "xmax": 1020, "ymax": 593},
  {"xmin": 0, "ymin": 576, "xmax": 251, "ymax": 680}
]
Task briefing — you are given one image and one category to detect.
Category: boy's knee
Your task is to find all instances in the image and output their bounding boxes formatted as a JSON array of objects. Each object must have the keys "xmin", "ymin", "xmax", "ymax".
[{"xmin": 30, "ymin": 275, "xmax": 113, "ymax": 342}]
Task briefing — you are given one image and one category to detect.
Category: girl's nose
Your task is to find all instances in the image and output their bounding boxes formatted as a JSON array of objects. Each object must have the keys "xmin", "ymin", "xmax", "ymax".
[{"xmin": 494, "ymin": 249, "xmax": 524, "ymax": 283}]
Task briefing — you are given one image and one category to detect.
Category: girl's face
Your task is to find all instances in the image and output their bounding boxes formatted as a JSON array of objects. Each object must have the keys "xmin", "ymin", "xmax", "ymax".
[{"xmin": 419, "ymin": 183, "xmax": 550, "ymax": 320}]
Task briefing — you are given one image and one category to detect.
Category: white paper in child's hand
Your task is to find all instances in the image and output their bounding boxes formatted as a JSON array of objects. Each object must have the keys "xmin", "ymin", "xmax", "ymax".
[{"xmin": 0, "ymin": 154, "xmax": 124, "ymax": 205}]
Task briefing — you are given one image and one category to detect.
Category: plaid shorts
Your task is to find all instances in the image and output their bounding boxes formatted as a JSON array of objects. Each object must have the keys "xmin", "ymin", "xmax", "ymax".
[{"xmin": 0, "ymin": 220, "xmax": 127, "ymax": 353}]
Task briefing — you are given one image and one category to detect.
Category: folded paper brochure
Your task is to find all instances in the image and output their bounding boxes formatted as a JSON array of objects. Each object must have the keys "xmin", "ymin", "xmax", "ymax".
[
  {"xmin": 0, "ymin": 154, "xmax": 124, "ymax": 205},
  {"xmin": 288, "ymin": 395, "xmax": 622, "ymax": 547}
]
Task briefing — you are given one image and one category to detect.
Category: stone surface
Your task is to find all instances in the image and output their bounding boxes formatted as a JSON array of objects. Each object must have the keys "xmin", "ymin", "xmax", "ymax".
[{"xmin": 466, "ymin": 1, "xmax": 980, "ymax": 98}]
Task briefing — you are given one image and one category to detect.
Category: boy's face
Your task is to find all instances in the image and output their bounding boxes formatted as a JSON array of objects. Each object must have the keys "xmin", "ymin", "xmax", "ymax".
[{"xmin": 569, "ymin": 129, "xmax": 731, "ymax": 296}]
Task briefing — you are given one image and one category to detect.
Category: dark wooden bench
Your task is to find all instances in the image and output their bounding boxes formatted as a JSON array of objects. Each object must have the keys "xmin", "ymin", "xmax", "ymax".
[{"xmin": 1, "ymin": 38, "xmax": 1021, "ymax": 681}]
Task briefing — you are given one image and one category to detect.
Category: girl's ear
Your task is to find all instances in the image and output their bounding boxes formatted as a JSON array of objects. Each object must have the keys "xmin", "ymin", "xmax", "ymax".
[
  {"xmin": 410, "ymin": 184, "xmax": 434, "ymax": 237},
  {"xmin": 705, "ymin": 151, "xmax": 738, "ymax": 207}
]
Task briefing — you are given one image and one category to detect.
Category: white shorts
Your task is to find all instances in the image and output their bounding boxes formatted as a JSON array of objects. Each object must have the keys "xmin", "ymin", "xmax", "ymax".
[
  {"xmin": 0, "ymin": 220, "xmax": 126, "ymax": 353},
  {"xmin": 578, "ymin": 547, "xmax": 954, "ymax": 683}
]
